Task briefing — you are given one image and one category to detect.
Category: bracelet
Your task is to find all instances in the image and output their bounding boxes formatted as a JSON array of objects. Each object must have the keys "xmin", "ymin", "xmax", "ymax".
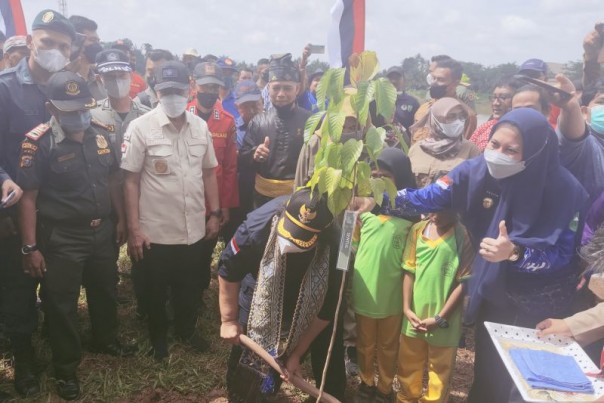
[{"xmin": 434, "ymin": 314, "xmax": 449, "ymax": 329}]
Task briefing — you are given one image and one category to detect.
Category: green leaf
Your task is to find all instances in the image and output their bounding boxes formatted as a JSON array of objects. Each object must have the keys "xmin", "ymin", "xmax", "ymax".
[
  {"xmin": 318, "ymin": 168, "xmax": 329, "ymax": 194},
  {"xmin": 349, "ymin": 51, "xmax": 380, "ymax": 87},
  {"xmin": 316, "ymin": 68, "xmax": 346, "ymax": 112},
  {"xmin": 327, "ymin": 188, "xmax": 353, "ymax": 216},
  {"xmin": 314, "ymin": 143, "xmax": 326, "ymax": 170},
  {"xmin": 352, "ymin": 81, "xmax": 375, "ymax": 127},
  {"xmin": 373, "ymin": 78, "xmax": 397, "ymax": 123},
  {"xmin": 383, "ymin": 177, "xmax": 398, "ymax": 208},
  {"xmin": 307, "ymin": 166, "xmax": 325, "ymax": 192},
  {"xmin": 340, "ymin": 139, "xmax": 363, "ymax": 174},
  {"xmin": 370, "ymin": 177, "xmax": 385, "ymax": 206},
  {"xmin": 327, "ymin": 111, "xmax": 346, "ymax": 144},
  {"xmin": 356, "ymin": 161, "xmax": 372, "ymax": 196},
  {"xmin": 365, "ymin": 127, "xmax": 385, "ymax": 162},
  {"xmin": 303, "ymin": 111, "xmax": 326, "ymax": 143},
  {"xmin": 325, "ymin": 167, "xmax": 342, "ymax": 194},
  {"xmin": 324, "ymin": 143, "xmax": 342, "ymax": 168}
]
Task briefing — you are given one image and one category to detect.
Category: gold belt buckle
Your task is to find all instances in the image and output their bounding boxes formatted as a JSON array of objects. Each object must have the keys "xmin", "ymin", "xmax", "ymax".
[{"xmin": 90, "ymin": 219, "xmax": 102, "ymax": 228}]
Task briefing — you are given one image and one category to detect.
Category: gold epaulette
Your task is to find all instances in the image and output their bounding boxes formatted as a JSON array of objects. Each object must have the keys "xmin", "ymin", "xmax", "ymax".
[{"xmin": 91, "ymin": 119, "xmax": 115, "ymax": 132}]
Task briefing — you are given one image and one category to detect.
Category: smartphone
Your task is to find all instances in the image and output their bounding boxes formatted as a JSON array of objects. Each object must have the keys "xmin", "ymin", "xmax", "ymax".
[
  {"xmin": 0, "ymin": 190, "xmax": 16, "ymax": 208},
  {"xmin": 309, "ymin": 44, "xmax": 325, "ymax": 55},
  {"xmin": 513, "ymin": 75, "xmax": 573, "ymax": 104}
]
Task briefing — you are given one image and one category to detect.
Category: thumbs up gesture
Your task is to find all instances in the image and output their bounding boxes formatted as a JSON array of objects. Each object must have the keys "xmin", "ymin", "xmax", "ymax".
[
  {"xmin": 254, "ymin": 136, "xmax": 271, "ymax": 162},
  {"xmin": 479, "ymin": 220, "xmax": 516, "ymax": 263}
]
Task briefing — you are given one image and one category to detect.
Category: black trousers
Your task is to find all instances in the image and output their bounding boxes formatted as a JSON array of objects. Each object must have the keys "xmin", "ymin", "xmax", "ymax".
[
  {"xmin": 39, "ymin": 220, "xmax": 118, "ymax": 378},
  {"xmin": 139, "ymin": 241, "xmax": 203, "ymax": 344},
  {"xmin": 226, "ymin": 275, "xmax": 347, "ymax": 402},
  {"xmin": 0, "ymin": 232, "xmax": 38, "ymax": 343}
]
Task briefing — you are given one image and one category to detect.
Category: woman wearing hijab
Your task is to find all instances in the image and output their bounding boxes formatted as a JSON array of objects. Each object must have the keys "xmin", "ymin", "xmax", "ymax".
[
  {"xmin": 361, "ymin": 108, "xmax": 588, "ymax": 402},
  {"xmin": 408, "ymin": 97, "xmax": 480, "ymax": 188}
]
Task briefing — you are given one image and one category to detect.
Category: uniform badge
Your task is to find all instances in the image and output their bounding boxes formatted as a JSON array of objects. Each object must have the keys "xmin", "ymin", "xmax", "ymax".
[
  {"xmin": 65, "ymin": 81, "xmax": 81, "ymax": 96},
  {"xmin": 482, "ymin": 197, "xmax": 494, "ymax": 209},
  {"xmin": 21, "ymin": 142, "xmax": 38, "ymax": 153},
  {"xmin": 41, "ymin": 11, "xmax": 54, "ymax": 23},
  {"xmin": 20, "ymin": 156, "xmax": 33, "ymax": 168},
  {"xmin": 107, "ymin": 52, "xmax": 119, "ymax": 62},
  {"xmin": 98, "ymin": 149, "xmax": 111, "ymax": 155},
  {"xmin": 25, "ymin": 123, "xmax": 51, "ymax": 141},
  {"xmin": 299, "ymin": 204, "xmax": 317, "ymax": 224},
  {"xmin": 205, "ymin": 64, "xmax": 216, "ymax": 74},
  {"xmin": 153, "ymin": 159, "xmax": 169, "ymax": 174},
  {"xmin": 96, "ymin": 135, "xmax": 108, "ymax": 149}
]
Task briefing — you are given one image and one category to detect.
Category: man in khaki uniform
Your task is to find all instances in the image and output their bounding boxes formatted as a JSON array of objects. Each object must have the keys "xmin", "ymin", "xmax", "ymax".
[{"xmin": 121, "ymin": 61, "xmax": 220, "ymax": 360}]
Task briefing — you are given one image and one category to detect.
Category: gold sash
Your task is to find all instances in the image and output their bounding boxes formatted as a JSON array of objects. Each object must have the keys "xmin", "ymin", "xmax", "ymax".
[{"xmin": 255, "ymin": 174, "xmax": 294, "ymax": 198}]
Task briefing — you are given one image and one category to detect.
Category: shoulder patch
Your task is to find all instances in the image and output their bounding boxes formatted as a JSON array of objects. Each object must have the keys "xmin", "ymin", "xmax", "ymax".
[
  {"xmin": 436, "ymin": 175, "xmax": 453, "ymax": 190},
  {"xmin": 25, "ymin": 123, "xmax": 51, "ymax": 141},
  {"xmin": 91, "ymin": 119, "xmax": 115, "ymax": 132}
]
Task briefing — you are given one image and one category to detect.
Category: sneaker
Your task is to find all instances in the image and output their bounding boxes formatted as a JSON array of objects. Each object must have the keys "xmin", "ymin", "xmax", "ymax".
[
  {"xmin": 354, "ymin": 382, "xmax": 376, "ymax": 403},
  {"xmin": 345, "ymin": 346, "xmax": 359, "ymax": 377},
  {"xmin": 56, "ymin": 376, "xmax": 80, "ymax": 401}
]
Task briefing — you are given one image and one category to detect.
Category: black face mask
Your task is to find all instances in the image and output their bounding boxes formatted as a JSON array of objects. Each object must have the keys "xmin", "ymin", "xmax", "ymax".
[
  {"xmin": 429, "ymin": 84, "xmax": 448, "ymax": 100},
  {"xmin": 197, "ymin": 92, "xmax": 219, "ymax": 109},
  {"xmin": 147, "ymin": 75, "xmax": 156, "ymax": 91}
]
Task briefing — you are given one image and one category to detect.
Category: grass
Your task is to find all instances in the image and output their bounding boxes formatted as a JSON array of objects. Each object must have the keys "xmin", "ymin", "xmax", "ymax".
[{"xmin": 0, "ymin": 244, "xmax": 475, "ymax": 402}]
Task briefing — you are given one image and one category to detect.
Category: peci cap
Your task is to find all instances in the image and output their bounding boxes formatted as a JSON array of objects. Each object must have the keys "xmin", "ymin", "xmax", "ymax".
[
  {"xmin": 276, "ymin": 187, "xmax": 333, "ymax": 250},
  {"xmin": 386, "ymin": 66, "xmax": 404, "ymax": 78},
  {"xmin": 46, "ymin": 71, "xmax": 96, "ymax": 112},
  {"xmin": 234, "ymin": 80, "xmax": 261, "ymax": 105},
  {"xmin": 32, "ymin": 9, "xmax": 76, "ymax": 41},
  {"xmin": 217, "ymin": 56, "xmax": 238, "ymax": 73},
  {"xmin": 154, "ymin": 61, "xmax": 190, "ymax": 91},
  {"xmin": 3, "ymin": 35, "xmax": 27, "ymax": 53},
  {"xmin": 193, "ymin": 62, "xmax": 224, "ymax": 86},
  {"xmin": 269, "ymin": 53, "xmax": 300, "ymax": 83},
  {"xmin": 96, "ymin": 49, "xmax": 131, "ymax": 74},
  {"xmin": 518, "ymin": 58, "xmax": 548, "ymax": 75}
]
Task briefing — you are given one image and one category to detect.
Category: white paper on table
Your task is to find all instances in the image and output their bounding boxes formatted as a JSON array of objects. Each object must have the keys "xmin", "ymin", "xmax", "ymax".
[{"xmin": 485, "ymin": 321, "xmax": 604, "ymax": 402}]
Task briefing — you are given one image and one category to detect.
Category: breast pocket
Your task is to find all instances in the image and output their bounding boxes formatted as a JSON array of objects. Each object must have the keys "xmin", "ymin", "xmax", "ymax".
[
  {"xmin": 146, "ymin": 145, "xmax": 175, "ymax": 177},
  {"xmin": 50, "ymin": 158, "xmax": 86, "ymax": 190},
  {"xmin": 187, "ymin": 138, "xmax": 207, "ymax": 174}
]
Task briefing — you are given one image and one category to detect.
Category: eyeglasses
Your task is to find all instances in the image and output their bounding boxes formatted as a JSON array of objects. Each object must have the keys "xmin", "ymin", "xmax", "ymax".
[{"xmin": 489, "ymin": 94, "xmax": 512, "ymax": 102}]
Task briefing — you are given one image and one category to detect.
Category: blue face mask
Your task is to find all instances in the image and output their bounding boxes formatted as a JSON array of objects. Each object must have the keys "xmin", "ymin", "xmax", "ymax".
[
  {"xmin": 59, "ymin": 110, "xmax": 92, "ymax": 133},
  {"xmin": 590, "ymin": 105, "xmax": 604, "ymax": 135}
]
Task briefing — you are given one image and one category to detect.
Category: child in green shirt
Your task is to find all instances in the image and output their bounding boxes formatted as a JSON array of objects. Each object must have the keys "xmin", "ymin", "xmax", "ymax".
[
  {"xmin": 398, "ymin": 210, "xmax": 474, "ymax": 403},
  {"xmin": 352, "ymin": 148, "xmax": 417, "ymax": 403}
]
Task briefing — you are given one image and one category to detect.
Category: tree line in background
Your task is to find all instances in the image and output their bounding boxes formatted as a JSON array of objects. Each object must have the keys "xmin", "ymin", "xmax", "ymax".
[{"xmin": 109, "ymin": 40, "xmax": 585, "ymax": 93}]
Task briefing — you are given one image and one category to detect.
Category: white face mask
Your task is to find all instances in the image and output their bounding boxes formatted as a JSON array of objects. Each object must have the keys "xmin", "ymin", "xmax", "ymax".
[
  {"xmin": 439, "ymin": 119, "xmax": 466, "ymax": 138},
  {"xmin": 103, "ymin": 76, "xmax": 131, "ymax": 98},
  {"xmin": 277, "ymin": 236, "xmax": 306, "ymax": 254},
  {"xmin": 426, "ymin": 73, "xmax": 435, "ymax": 86},
  {"xmin": 33, "ymin": 44, "xmax": 68, "ymax": 73},
  {"xmin": 159, "ymin": 94, "xmax": 188, "ymax": 118},
  {"xmin": 484, "ymin": 149, "xmax": 526, "ymax": 179}
]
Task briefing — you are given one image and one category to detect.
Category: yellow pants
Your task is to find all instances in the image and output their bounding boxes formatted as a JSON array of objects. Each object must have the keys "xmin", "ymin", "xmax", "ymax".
[
  {"xmin": 397, "ymin": 334, "xmax": 457, "ymax": 403},
  {"xmin": 355, "ymin": 313, "xmax": 402, "ymax": 395}
]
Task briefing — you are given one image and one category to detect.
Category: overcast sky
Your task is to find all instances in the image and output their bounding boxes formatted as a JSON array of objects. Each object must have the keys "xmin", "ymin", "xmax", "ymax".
[{"xmin": 18, "ymin": 0, "xmax": 600, "ymax": 68}]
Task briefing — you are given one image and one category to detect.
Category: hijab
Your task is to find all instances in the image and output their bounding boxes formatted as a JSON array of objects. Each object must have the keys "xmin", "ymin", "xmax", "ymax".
[
  {"xmin": 411, "ymin": 97, "xmax": 467, "ymax": 158},
  {"xmin": 377, "ymin": 147, "xmax": 416, "ymax": 189},
  {"xmin": 445, "ymin": 108, "xmax": 588, "ymax": 320}
]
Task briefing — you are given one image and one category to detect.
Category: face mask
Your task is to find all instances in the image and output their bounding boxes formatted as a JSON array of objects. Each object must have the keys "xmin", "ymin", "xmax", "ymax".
[
  {"xmin": 426, "ymin": 73, "xmax": 435, "ymax": 86},
  {"xmin": 484, "ymin": 149, "xmax": 526, "ymax": 179},
  {"xmin": 590, "ymin": 105, "xmax": 604, "ymax": 135},
  {"xmin": 277, "ymin": 236, "xmax": 306, "ymax": 254},
  {"xmin": 59, "ymin": 110, "xmax": 92, "ymax": 133},
  {"xmin": 223, "ymin": 76, "xmax": 234, "ymax": 91},
  {"xmin": 147, "ymin": 75, "xmax": 156, "ymax": 91},
  {"xmin": 33, "ymin": 44, "xmax": 68, "ymax": 73},
  {"xmin": 197, "ymin": 92, "xmax": 219, "ymax": 109},
  {"xmin": 160, "ymin": 94, "xmax": 188, "ymax": 118},
  {"xmin": 438, "ymin": 118, "xmax": 466, "ymax": 138},
  {"xmin": 104, "ymin": 76, "xmax": 132, "ymax": 98},
  {"xmin": 429, "ymin": 84, "xmax": 448, "ymax": 100}
]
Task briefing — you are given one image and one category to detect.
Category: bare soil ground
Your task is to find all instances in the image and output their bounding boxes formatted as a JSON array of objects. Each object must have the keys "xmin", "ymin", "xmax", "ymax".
[{"xmin": 0, "ymin": 248, "xmax": 475, "ymax": 402}]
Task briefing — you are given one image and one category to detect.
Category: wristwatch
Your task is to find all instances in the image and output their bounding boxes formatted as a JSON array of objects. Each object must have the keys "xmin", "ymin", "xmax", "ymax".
[
  {"xmin": 508, "ymin": 244, "xmax": 524, "ymax": 262},
  {"xmin": 21, "ymin": 244, "xmax": 38, "ymax": 255},
  {"xmin": 209, "ymin": 209, "xmax": 223, "ymax": 219},
  {"xmin": 434, "ymin": 314, "xmax": 449, "ymax": 329}
]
